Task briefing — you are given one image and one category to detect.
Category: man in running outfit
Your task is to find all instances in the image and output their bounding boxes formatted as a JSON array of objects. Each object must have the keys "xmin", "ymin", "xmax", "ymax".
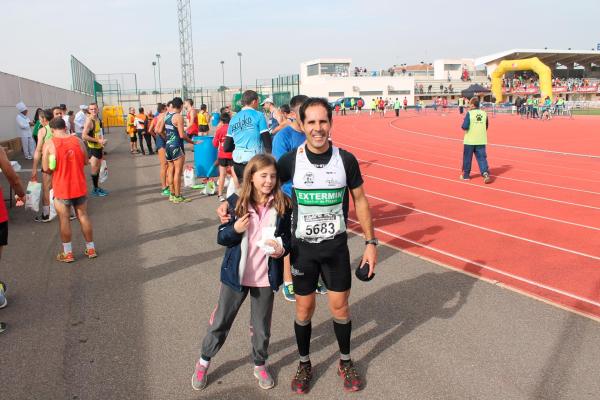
[
  {"xmin": 277, "ymin": 97, "xmax": 378, "ymax": 394},
  {"xmin": 184, "ymin": 99, "xmax": 199, "ymax": 138},
  {"xmin": 0, "ymin": 146, "xmax": 26, "ymax": 333},
  {"xmin": 155, "ymin": 97, "xmax": 194, "ymax": 203},
  {"xmin": 82, "ymin": 103, "xmax": 109, "ymax": 197},
  {"xmin": 223, "ymin": 90, "xmax": 271, "ymax": 182},
  {"xmin": 43, "ymin": 117, "xmax": 97, "ymax": 263}
]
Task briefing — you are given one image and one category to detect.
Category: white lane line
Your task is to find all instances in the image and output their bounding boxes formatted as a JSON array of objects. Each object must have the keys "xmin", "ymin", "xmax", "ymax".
[
  {"xmin": 349, "ymin": 148, "xmax": 600, "ymax": 211},
  {"xmin": 347, "ymin": 219, "xmax": 600, "ymax": 309},
  {"xmin": 362, "ymin": 173, "xmax": 600, "ymax": 231},
  {"xmin": 340, "ymin": 131, "xmax": 600, "ymax": 184},
  {"xmin": 339, "ymin": 140, "xmax": 600, "ymax": 196},
  {"xmin": 388, "ymin": 120, "xmax": 600, "ymax": 159},
  {"xmin": 364, "ymin": 194, "xmax": 600, "ymax": 262}
]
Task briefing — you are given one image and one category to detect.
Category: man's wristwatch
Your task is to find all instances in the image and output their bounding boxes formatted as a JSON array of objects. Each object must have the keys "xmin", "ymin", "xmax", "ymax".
[{"xmin": 365, "ymin": 238, "xmax": 379, "ymax": 246}]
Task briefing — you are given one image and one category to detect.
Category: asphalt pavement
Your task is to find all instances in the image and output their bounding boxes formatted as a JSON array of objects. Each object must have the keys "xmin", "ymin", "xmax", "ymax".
[{"xmin": 0, "ymin": 132, "xmax": 599, "ymax": 400}]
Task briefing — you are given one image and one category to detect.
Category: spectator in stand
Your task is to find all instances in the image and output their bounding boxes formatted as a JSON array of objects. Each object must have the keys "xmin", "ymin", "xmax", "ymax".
[
  {"xmin": 419, "ymin": 84, "xmax": 424, "ymax": 94},
  {"xmin": 440, "ymin": 83, "xmax": 444, "ymax": 92},
  {"xmin": 427, "ymin": 84, "xmax": 432, "ymax": 94},
  {"xmin": 449, "ymin": 84, "xmax": 454, "ymax": 94}
]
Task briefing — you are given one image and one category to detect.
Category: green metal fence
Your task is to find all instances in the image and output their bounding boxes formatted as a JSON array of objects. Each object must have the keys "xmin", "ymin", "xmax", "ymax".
[{"xmin": 271, "ymin": 74, "xmax": 300, "ymax": 106}]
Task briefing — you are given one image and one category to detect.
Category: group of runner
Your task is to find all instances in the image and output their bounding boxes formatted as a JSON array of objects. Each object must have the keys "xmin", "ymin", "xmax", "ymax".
[
  {"xmin": 188, "ymin": 90, "xmax": 378, "ymax": 394},
  {"xmin": 2, "ymin": 101, "xmax": 105, "ymax": 332}
]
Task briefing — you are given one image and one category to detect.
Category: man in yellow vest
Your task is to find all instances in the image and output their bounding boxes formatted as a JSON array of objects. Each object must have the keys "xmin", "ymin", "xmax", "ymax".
[
  {"xmin": 460, "ymin": 97, "xmax": 491, "ymax": 184},
  {"xmin": 126, "ymin": 107, "xmax": 137, "ymax": 154}
]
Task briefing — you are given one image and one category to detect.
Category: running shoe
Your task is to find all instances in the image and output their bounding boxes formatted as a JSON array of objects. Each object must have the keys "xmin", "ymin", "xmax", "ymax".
[
  {"xmin": 173, "ymin": 196, "xmax": 191, "ymax": 204},
  {"xmin": 291, "ymin": 361, "xmax": 312, "ymax": 394},
  {"xmin": 57, "ymin": 252, "xmax": 75, "ymax": 263},
  {"xmin": 282, "ymin": 283, "xmax": 296, "ymax": 302},
  {"xmin": 218, "ymin": 195, "xmax": 226, "ymax": 202},
  {"xmin": 34, "ymin": 214, "xmax": 50, "ymax": 223},
  {"xmin": 69, "ymin": 214, "xmax": 77, "ymax": 221},
  {"xmin": 161, "ymin": 187, "xmax": 171, "ymax": 196},
  {"xmin": 254, "ymin": 366, "xmax": 275, "ymax": 389},
  {"xmin": 316, "ymin": 281, "xmax": 328, "ymax": 295},
  {"xmin": 169, "ymin": 194, "xmax": 175, "ymax": 202},
  {"xmin": 191, "ymin": 361, "xmax": 209, "ymax": 390},
  {"xmin": 97, "ymin": 188, "xmax": 109, "ymax": 195},
  {"xmin": 337, "ymin": 360, "xmax": 363, "ymax": 392},
  {"xmin": 84, "ymin": 248, "xmax": 98, "ymax": 259},
  {"xmin": 91, "ymin": 188, "xmax": 107, "ymax": 197},
  {"xmin": 482, "ymin": 172, "xmax": 491, "ymax": 184},
  {"xmin": 0, "ymin": 322, "xmax": 6, "ymax": 334},
  {"xmin": 0, "ymin": 281, "xmax": 7, "ymax": 309},
  {"xmin": 338, "ymin": 360, "xmax": 362, "ymax": 392}
]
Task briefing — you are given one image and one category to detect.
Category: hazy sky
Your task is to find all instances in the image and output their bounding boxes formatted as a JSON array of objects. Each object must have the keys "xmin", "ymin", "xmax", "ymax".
[{"xmin": 0, "ymin": 0, "xmax": 597, "ymax": 92}]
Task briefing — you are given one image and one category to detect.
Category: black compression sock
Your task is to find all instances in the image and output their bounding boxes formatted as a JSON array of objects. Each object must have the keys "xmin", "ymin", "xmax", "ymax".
[
  {"xmin": 91, "ymin": 174, "xmax": 99, "ymax": 189},
  {"xmin": 294, "ymin": 319, "xmax": 312, "ymax": 359},
  {"xmin": 333, "ymin": 319, "xmax": 352, "ymax": 358}
]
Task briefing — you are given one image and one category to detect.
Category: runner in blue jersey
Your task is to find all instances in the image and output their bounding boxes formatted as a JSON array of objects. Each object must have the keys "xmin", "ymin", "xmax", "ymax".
[
  {"xmin": 155, "ymin": 97, "xmax": 194, "ymax": 203},
  {"xmin": 223, "ymin": 90, "xmax": 271, "ymax": 181}
]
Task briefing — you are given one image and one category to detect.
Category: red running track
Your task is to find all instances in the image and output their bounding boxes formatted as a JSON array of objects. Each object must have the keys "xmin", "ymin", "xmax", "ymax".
[{"xmin": 332, "ymin": 110, "xmax": 600, "ymax": 318}]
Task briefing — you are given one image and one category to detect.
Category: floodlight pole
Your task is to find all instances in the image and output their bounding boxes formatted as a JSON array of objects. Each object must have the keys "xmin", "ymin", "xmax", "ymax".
[{"xmin": 152, "ymin": 61, "xmax": 158, "ymax": 103}]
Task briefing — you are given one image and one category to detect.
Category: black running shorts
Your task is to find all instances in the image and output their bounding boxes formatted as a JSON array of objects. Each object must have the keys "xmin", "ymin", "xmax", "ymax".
[
  {"xmin": 87, "ymin": 147, "xmax": 103, "ymax": 160},
  {"xmin": 0, "ymin": 221, "xmax": 7, "ymax": 246},
  {"xmin": 290, "ymin": 233, "xmax": 351, "ymax": 295}
]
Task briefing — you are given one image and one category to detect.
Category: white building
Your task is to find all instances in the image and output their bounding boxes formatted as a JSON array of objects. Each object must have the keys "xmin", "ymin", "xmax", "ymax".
[{"xmin": 299, "ymin": 58, "xmax": 415, "ymax": 105}]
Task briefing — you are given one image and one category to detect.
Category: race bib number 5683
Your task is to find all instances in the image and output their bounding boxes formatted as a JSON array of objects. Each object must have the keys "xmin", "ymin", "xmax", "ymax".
[{"xmin": 298, "ymin": 213, "xmax": 341, "ymax": 240}]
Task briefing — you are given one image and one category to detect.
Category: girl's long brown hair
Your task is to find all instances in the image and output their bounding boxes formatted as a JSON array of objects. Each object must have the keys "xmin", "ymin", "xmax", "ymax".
[{"xmin": 235, "ymin": 154, "xmax": 290, "ymax": 217}]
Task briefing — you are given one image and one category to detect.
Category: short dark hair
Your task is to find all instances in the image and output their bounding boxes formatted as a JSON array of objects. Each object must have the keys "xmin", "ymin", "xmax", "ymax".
[
  {"xmin": 242, "ymin": 90, "xmax": 258, "ymax": 106},
  {"xmin": 185, "ymin": 98, "xmax": 194, "ymax": 106},
  {"xmin": 200, "ymin": 104, "xmax": 207, "ymax": 111},
  {"xmin": 67, "ymin": 111, "xmax": 74, "ymax": 116},
  {"xmin": 299, "ymin": 97, "xmax": 332, "ymax": 123},
  {"xmin": 49, "ymin": 116, "xmax": 66, "ymax": 130},
  {"xmin": 157, "ymin": 103, "xmax": 166, "ymax": 112},
  {"xmin": 139, "ymin": 107, "xmax": 144, "ymax": 113},
  {"xmin": 470, "ymin": 97, "xmax": 480, "ymax": 108},
  {"xmin": 167, "ymin": 101, "xmax": 173, "ymax": 107},
  {"xmin": 290, "ymin": 95, "xmax": 309, "ymax": 110},
  {"xmin": 280, "ymin": 104, "xmax": 291, "ymax": 114},
  {"xmin": 51, "ymin": 106, "xmax": 61, "ymax": 114},
  {"xmin": 220, "ymin": 112, "xmax": 231, "ymax": 124},
  {"xmin": 171, "ymin": 97, "xmax": 183, "ymax": 109}
]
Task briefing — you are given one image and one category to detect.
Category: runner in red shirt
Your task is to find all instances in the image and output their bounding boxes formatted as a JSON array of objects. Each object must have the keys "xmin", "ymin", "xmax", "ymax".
[
  {"xmin": 43, "ymin": 117, "xmax": 97, "ymax": 263},
  {"xmin": 212, "ymin": 112, "xmax": 239, "ymax": 202},
  {"xmin": 378, "ymin": 97, "xmax": 385, "ymax": 117},
  {"xmin": 0, "ymin": 146, "xmax": 26, "ymax": 333}
]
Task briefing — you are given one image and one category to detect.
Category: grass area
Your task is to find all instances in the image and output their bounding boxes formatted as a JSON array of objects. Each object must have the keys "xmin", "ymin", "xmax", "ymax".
[{"xmin": 571, "ymin": 109, "xmax": 600, "ymax": 115}]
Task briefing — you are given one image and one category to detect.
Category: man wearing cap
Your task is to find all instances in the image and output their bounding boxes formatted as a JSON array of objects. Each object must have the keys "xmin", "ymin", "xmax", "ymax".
[
  {"xmin": 74, "ymin": 105, "xmax": 88, "ymax": 139},
  {"xmin": 16, "ymin": 102, "xmax": 35, "ymax": 159},
  {"xmin": 261, "ymin": 97, "xmax": 279, "ymax": 133}
]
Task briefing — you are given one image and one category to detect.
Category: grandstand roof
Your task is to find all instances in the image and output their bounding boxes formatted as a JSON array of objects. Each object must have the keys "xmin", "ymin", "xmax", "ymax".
[{"xmin": 475, "ymin": 49, "xmax": 600, "ymax": 67}]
